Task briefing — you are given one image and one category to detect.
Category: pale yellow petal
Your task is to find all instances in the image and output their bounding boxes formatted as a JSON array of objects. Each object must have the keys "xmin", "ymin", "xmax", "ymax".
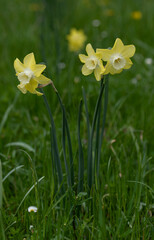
[
  {"xmin": 14, "ymin": 58, "xmax": 25, "ymax": 73},
  {"xmin": 86, "ymin": 43, "xmax": 95, "ymax": 56},
  {"xmin": 79, "ymin": 54, "xmax": 88, "ymax": 63},
  {"xmin": 124, "ymin": 58, "xmax": 133, "ymax": 69},
  {"xmin": 35, "ymin": 90, "xmax": 43, "ymax": 96},
  {"xmin": 25, "ymin": 79, "xmax": 38, "ymax": 94},
  {"xmin": 81, "ymin": 64, "xmax": 93, "ymax": 76},
  {"xmin": 104, "ymin": 62, "xmax": 122, "ymax": 75},
  {"xmin": 121, "ymin": 45, "xmax": 136, "ymax": 58},
  {"xmin": 94, "ymin": 66, "xmax": 103, "ymax": 81},
  {"xmin": 96, "ymin": 49, "xmax": 111, "ymax": 61},
  {"xmin": 17, "ymin": 84, "xmax": 27, "ymax": 94},
  {"xmin": 103, "ymin": 62, "xmax": 111, "ymax": 75},
  {"xmin": 31, "ymin": 64, "xmax": 46, "ymax": 77},
  {"xmin": 34, "ymin": 74, "xmax": 51, "ymax": 84},
  {"xmin": 23, "ymin": 53, "xmax": 36, "ymax": 68},
  {"xmin": 110, "ymin": 66, "xmax": 122, "ymax": 75},
  {"xmin": 98, "ymin": 59, "xmax": 105, "ymax": 71},
  {"xmin": 112, "ymin": 38, "xmax": 124, "ymax": 53}
]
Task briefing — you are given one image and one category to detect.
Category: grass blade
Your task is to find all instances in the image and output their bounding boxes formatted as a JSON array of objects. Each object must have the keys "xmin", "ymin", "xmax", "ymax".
[
  {"xmin": 5, "ymin": 142, "xmax": 35, "ymax": 153},
  {"xmin": 0, "ymin": 161, "xmax": 5, "ymax": 240},
  {"xmin": 15, "ymin": 176, "xmax": 45, "ymax": 215},
  {"xmin": 2, "ymin": 165, "xmax": 24, "ymax": 182}
]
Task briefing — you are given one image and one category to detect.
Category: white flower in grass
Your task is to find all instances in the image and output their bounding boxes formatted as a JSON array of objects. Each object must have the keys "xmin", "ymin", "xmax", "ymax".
[
  {"xmin": 92, "ymin": 19, "xmax": 101, "ymax": 27},
  {"xmin": 144, "ymin": 58, "xmax": 152, "ymax": 65},
  {"xmin": 28, "ymin": 206, "xmax": 38, "ymax": 213}
]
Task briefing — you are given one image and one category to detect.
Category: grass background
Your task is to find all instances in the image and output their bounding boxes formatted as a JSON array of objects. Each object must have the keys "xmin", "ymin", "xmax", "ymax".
[{"xmin": 0, "ymin": 0, "xmax": 154, "ymax": 239}]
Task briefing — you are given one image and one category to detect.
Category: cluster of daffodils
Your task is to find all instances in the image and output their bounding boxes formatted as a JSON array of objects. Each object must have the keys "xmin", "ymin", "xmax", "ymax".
[
  {"xmin": 79, "ymin": 38, "xmax": 136, "ymax": 81},
  {"xmin": 14, "ymin": 53, "xmax": 51, "ymax": 95}
]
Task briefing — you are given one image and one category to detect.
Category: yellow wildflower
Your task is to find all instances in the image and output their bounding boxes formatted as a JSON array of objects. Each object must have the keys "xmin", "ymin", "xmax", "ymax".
[
  {"xmin": 14, "ymin": 53, "xmax": 51, "ymax": 96},
  {"xmin": 131, "ymin": 11, "xmax": 142, "ymax": 20},
  {"xmin": 67, "ymin": 28, "xmax": 87, "ymax": 52},
  {"xmin": 79, "ymin": 43, "xmax": 105, "ymax": 81},
  {"xmin": 97, "ymin": 38, "xmax": 136, "ymax": 75}
]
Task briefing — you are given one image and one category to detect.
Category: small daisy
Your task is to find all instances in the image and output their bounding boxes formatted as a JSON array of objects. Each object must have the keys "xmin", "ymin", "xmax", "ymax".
[{"xmin": 28, "ymin": 206, "xmax": 38, "ymax": 213}]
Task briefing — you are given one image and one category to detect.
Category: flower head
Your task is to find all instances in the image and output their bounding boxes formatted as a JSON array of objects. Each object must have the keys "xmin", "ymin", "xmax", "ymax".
[
  {"xmin": 67, "ymin": 28, "xmax": 87, "ymax": 52},
  {"xmin": 28, "ymin": 206, "xmax": 38, "ymax": 213},
  {"xmin": 97, "ymin": 38, "xmax": 136, "ymax": 75},
  {"xmin": 79, "ymin": 43, "xmax": 105, "ymax": 81},
  {"xmin": 14, "ymin": 53, "xmax": 51, "ymax": 96},
  {"xmin": 131, "ymin": 11, "xmax": 142, "ymax": 20}
]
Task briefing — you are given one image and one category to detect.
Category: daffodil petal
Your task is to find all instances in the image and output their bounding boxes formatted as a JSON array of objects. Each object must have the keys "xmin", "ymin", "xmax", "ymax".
[
  {"xmin": 31, "ymin": 64, "xmax": 46, "ymax": 77},
  {"xmin": 98, "ymin": 59, "xmax": 105, "ymax": 72},
  {"xmin": 36, "ymin": 90, "xmax": 43, "ymax": 96},
  {"xmin": 124, "ymin": 58, "xmax": 133, "ymax": 69},
  {"xmin": 14, "ymin": 58, "xmax": 25, "ymax": 73},
  {"xmin": 103, "ymin": 62, "xmax": 111, "ymax": 75},
  {"xmin": 23, "ymin": 53, "xmax": 36, "ymax": 68},
  {"xmin": 34, "ymin": 74, "xmax": 51, "ymax": 84},
  {"xmin": 96, "ymin": 49, "xmax": 111, "ymax": 61},
  {"xmin": 17, "ymin": 84, "xmax": 27, "ymax": 94},
  {"xmin": 121, "ymin": 45, "xmax": 136, "ymax": 58},
  {"xmin": 110, "ymin": 66, "xmax": 122, "ymax": 75},
  {"xmin": 79, "ymin": 54, "xmax": 88, "ymax": 63},
  {"xmin": 25, "ymin": 79, "xmax": 38, "ymax": 94},
  {"xmin": 112, "ymin": 38, "xmax": 124, "ymax": 53},
  {"xmin": 94, "ymin": 66, "xmax": 102, "ymax": 81},
  {"xmin": 82, "ymin": 64, "xmax": 93, "ymax": 76},
  {"xmin": 86, "ymin": 43, "xmax": 95, "ymax": 56},
  {"xmin": 104, "ymin": 62, "xmax": 122, "ymax": 75}
]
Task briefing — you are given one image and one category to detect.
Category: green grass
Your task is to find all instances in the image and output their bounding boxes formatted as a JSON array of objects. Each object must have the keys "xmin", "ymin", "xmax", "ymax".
[{"xmin": 0, "ymin": 0, "xmax": 154, "ymax": 239}]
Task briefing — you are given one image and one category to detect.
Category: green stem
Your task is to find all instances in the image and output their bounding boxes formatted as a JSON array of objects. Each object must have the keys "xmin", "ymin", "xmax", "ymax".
[
  {"xmin": 97, "ymin": 76, "xmax": 109, "ymax": 178},
  {"xmin": 40, "ymin": 88, "xmax": 64, "ymax": 193},
  {"xmin": 78, "ymin": 100, "xmax": 84, "ymax": 192},
  {"xmin": 56, "ymin": 92, "xmax": 74, "ymax": 187}
]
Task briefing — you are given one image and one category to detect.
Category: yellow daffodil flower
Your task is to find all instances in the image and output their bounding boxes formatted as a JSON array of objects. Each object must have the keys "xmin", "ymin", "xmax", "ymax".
[
  {"xmin": 97, "ymin": 38, "xmax": 136, "ymax": 75},
  {"xmin": 131, "ymin": 11, "xmax": 142, "ymax": 20},
  {"xmin": 14, "ymin": 53, "xmax": 51, "ymax": 95},
  {"xmin": 79, "ymin": 43, "xmax": 105, "ymax": 81},
  {"xmin": 67, "ymin": 28, "xmax": 87, "ymax": 52}
]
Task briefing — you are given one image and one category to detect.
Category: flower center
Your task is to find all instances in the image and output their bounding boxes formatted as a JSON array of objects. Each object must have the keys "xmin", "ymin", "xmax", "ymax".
[
  {"xmin": 85, "ymin": 56, "xmax": 99, "ymax": 70},
  {"xmin": 111, "ymin": 54, "xmax": 126, "ymax": 70},
  {"xmin": 18, "ymin": 68, "xmax": 34, "ymax": 85}
]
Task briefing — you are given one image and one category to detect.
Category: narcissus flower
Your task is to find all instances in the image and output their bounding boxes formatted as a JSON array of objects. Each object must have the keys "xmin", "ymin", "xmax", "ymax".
[
  {"xmin": 131, "ymin": 11, "xmax": 142, "ymax": 20},
  {"xmin": 67, "ymin": 28, "xmax": 87, "ymax": 52},
  {"xmin": 79, "ymin": 43, "xmax": 105, "ymax": 81},
  {"xmin": 97, "ymin": 38, "xmax": 136, "ymax": 75},
  {"xmin": 14, "ymin": 53, "xmax": 51, "ymax": 96}
]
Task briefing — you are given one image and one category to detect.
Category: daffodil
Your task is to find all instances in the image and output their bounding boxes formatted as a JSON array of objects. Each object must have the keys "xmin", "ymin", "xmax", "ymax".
[
  {"xmin": 14, "ymin": 53, "xmax": 51, "ymax": 96},
  {"xmin": 79, "ymin": 43, "xmax": 105, "ymax": 81},
  {"xmin": 97, "ymin": 38, "xmax": 136, "ymax": 75},
  {"xmin": 67, "ymin": 28, "xmax": 87, "ymax": 52},
  {"xmin": 131, "ymin": 11, "xmax": 142, "ymax": 20}
]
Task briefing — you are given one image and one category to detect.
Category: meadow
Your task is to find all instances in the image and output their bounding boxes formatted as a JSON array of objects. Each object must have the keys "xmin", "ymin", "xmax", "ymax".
[{"xmin": 0, "ymin": 0, "xmax": 154, "ymax": 239}]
